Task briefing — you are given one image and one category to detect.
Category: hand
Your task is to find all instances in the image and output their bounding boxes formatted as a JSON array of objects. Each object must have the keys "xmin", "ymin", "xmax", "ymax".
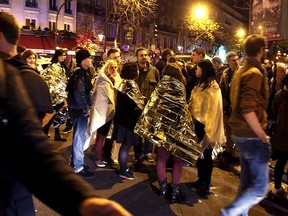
[
  {"xmin": 79, "ymin": 198, "xmax": 132, "ymax": 216},
  {"xmin": 84, "ymin": 110, "xmax": 90, "ymax": 117}
]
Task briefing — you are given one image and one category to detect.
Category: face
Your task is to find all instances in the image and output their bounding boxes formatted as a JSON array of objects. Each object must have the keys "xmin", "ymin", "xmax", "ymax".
[
  {"xmin": 82, "ymin": 57, "xmax": 92, "ymax": 70},
  {"xmin": 137, "ymin": 50, "xmax": 149, "ymax": 65},
  {"xmin": 108, "ymin": 52, "xmax": 121, "ymax": 64},
  {"xmin": 195, "ymin": 66, "xmax": 202, "ymax": 78},
  {"xmin": 228, "ymin": 55, "xmax": 239, "ymax": 71},
  {"xmin": 58, "ymin": 53, "xmax": 66, "ymax": 63},
  {"xmin": 263, "ymin": 60, "xmax": 271, "ymax": 69},
  {"xmin": 212, "ymin": 61, "xmax": 220, "ymax": 70},
  {"xmin": 191, "ymin": 51, "xmax": 203, "ymax": 64},
  {"xmin": 26, "ymin": 54, "xmax": 36, "ymax": 66},
  {"xmin": 107, "ymin": 62, "xmax": 118, "ymax": 78}
]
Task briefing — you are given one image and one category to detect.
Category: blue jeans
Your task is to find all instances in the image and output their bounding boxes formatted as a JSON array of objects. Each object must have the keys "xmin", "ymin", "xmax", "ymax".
[
  {"xmin": 221, "ymin": 138, "xmax": 271, "ymax": 216},
  {"xmin": 69, "ymin": 108, "xmax": 88, "ymax": 172}
]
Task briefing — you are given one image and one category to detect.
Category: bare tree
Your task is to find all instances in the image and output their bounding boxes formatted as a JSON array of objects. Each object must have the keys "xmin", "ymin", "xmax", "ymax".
[{"xmin": 109, "ymin": 0, "xmax": 157, "ymax": 44}]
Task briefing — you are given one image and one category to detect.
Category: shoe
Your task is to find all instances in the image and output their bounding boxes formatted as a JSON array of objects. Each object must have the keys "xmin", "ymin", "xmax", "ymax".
[
  {"xmin": 159, "ymin": 179, "xmax": 167, "ymax": 198},
  {"xmin": 77, "ymin": 169, "xmax": 94, "ymax": 178},
  {"xmin": 170, "ymin": 184, "xmax": 185, "ymax": 203},
  {"xmin": 62, "ymin": 126, "xmax": 72, "ymax": 134},
  {"xmin": 119, "ymin": 169, "xmax": 136, "ymax": 180},
  {"xmin": 272, "ymin": 187, "xmax": 284, "ymax": 195},
  {"xmin": 190, "ymin": 180, "xmax": 203, "ymax": 192},
  {"xmin": 145, "ymin": 153, "xmax": 155, "ymax": 162},
  {"xmin": 95, "ymin": 160, "xmax": 106, "ymax": 168},
  {"xmin": 54, "ymin": 134, "xmax": 67, "ymax": 141},
  {"xmin": 133, "ymin": 155, "xmax": 145, "ymax": 163}
]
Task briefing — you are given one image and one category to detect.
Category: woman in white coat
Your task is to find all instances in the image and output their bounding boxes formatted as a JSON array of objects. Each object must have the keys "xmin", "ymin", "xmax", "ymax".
[{"xmin": 86, "ymin": 59, "xmax": 121, "ymax": 167}]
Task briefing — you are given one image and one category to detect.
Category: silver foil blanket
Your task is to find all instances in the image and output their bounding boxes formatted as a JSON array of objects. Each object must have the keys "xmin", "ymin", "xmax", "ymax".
[
  {"xmin": 117, "ymin": 79, "xmax": 145, "ymax": 110},
  {"xmin": 134, "ymin": 75, "xmax": 201, "ymax": 165},
  {"xmin": 42, "ymin": 65, "xmax": 67, "ymax": 106}
]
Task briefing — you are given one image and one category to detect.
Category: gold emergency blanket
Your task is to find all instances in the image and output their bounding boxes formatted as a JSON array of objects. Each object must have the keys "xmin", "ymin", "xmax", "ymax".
[
  {"xmin": 134, "ymin": 75, "xmax": 201, "ymax": 165},
  {"xmin": 117, "ymin": 79, "xmax": 145, "ymax": 110}
]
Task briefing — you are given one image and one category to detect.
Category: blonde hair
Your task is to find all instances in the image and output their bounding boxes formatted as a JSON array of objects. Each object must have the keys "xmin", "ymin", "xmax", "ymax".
[{"xmin": 99, "ymin": 59, "xmax": 118, "ymax": 76}]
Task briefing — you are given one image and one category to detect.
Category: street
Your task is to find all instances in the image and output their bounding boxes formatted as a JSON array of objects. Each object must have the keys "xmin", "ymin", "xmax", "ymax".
[{"xmin": 33, "ymin": 122, "xmax": 288, "ymax": 216}]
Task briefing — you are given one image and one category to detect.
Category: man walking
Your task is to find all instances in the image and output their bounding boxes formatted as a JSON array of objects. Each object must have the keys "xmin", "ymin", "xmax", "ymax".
[{"xmin": 221, "ymin": 34, "xmax": 270, "ymax": 216}]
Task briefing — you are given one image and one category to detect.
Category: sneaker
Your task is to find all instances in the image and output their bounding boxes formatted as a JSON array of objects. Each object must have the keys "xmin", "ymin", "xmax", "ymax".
[
  {"xmin": 119, "ymin": 169, "xmax": 136, "ymax": 180},
  {"xmin": 145, "ymin": 153, "xmax": 155, "ymax": 162},
  {"xmin": 95, "ymin": 160, "xmax": 106, "ymax": 168},
  {"xmin": 77, "ymin": 169, "xmax": 94, "ymax": 178},
  {"xmin": 62, "ymin": 126, "xmax": 72, "ymax": 134}
]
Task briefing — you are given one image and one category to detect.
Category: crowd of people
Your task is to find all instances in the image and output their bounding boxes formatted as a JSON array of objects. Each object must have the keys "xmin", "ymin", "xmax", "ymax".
[{"xmin": 1, "ymin": 10, "xmax": 287, "ymax": 216}]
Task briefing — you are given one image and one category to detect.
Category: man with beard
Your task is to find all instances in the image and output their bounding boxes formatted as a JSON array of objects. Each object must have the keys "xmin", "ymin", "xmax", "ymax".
[
  {"xmin": 221, "ymin": 34, "xmax": 270, "ymax": 216},
  {"xmin": 134, "ymin": 47, "xmax": 160, "ymax": 162}
]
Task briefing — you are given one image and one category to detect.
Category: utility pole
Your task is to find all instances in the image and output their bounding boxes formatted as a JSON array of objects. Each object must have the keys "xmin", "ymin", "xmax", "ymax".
[{"xmin": 55, "ymin": 0, "xmax": 73, "ymax": 50}]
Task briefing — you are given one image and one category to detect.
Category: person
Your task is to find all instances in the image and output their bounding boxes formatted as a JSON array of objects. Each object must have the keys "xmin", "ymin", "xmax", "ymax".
[
  {"xmin": 112, "ymin": 62, "xmax": 145, "ymax": 180},
  {"xmin": 263, "ymin": 58, "xmax": 274, "ymax": 87},
  {"xmin": 21, "ymin": 49, "xmax": 43, "ymax": 72},
  {"xmin": 211, "ymin": 56, "xmax": 228, "ymax": 83},
  {"xmin": 134, "ymin": 47, "xmax": 160, "ymax": 162},
  {"xmin": 66, "ymin": 49, "xmax": 94, "ymax": 177},
  {"xmin": 86, "ymin": 59, "xmax": 121, "ymax": 168},
  {"xmin": 220, "ymin": 34, "xmax": 270, "ymax": 216},
  {"xmin": 42, "ymin": 49, "xmax": 68, "ymax": 141},
  {"xmin": 188, "ymin": 59, "xmax": 226, "ymax": 195},
  {"xmin": 0, "ymin": 11, "xmax": 131, "ymax": 216},
  {"xmin": 5, "ymin": 47, "xmax": 53, "ymax": 124},
  {"xmin": 135, "ymin": 63, "xmax": 200, "ymax": 203},
  {"xmin": 186, "ymin": 47, "xmax": 205, "ymax": 100},
  {"xmin": 155, "ymin": 48, "xmax": 175, "ymax": 76},
  {"xmin": 218, "ymin": 52, "xmax": 240, "ymax": 163},
  {"xmin": 270, "ymin": 74, "xmax": 288, "ymax": 197}
]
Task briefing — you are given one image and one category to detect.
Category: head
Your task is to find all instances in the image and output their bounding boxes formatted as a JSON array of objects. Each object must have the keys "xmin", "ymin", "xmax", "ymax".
[
  {"xmin": 74, "ymin": 46, "xmax": 84, "ymax": 53},
  {"xmin": 51, "ymin": 49, "xmax": 66, "ymax": 63},
  {"xmin": 243, "ymin": 34, "xmax": 266, "ymax": 62},
  {"xmin": 135, "ymin": 47, "xmax": 149, "ymax": 65},
  {"xmin": 211, "ymin": 56, "xmax": 223, "ymax": 70},
  {"xmin": 100, "ymin": 59, "xmax": 118, "ymax": 80},
  {"xmin": 17, "ymin": 45, "xmax": 26, "ymax": 54},
  {"xmin": 102, "ymin": 52, "xmax": 108, "ymax": 61},
  {"xmin": 162, "ymin": 48, "xmax": 175, "ymax": 60},
  {"xmin": 21, "ymin": 49, "xmax": 38, "ymax": 67},
  {"xmin": 163, "ymin": 63, "xmax": 186, "ymax": 85},
  {"xmin": 0, "ymin": 12, "xmax": 20, "ymax": 58},
  {"xmin": 226, "ymin": 52, "xmax": 239, "ymax": 71},
  {"xmin": 107, "ymin": 48, "xmax": 121, "ymax": 64},
  {"xmin": 192, "ymin": 47, "xmax": 205, "ymax": 64},
  {"xmin": 120, "ymin": 62, "xmax": 139, "ymax": 80},
  {"xmin": 196, "ymin": 59, "xmax": 216, "ymax": 90},
  {"xmin": 263, "ymin": 59, "xmax": 272, "ymax": 69},
  {"xmin": 276, "ymin": 63, "xmax": 286, "ymax": 83},
  {"xmin": 76, "ymin": 49, "xmax": 92, "ymax": 69}
]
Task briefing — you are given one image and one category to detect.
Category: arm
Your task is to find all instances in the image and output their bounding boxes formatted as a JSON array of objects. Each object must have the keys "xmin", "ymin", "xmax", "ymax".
[{"xmin": 243, "ymin": 112, "xmax": 269, "ymax": 143}]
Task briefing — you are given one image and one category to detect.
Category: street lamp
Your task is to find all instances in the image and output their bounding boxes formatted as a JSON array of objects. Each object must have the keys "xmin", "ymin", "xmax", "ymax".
[{"xmin": 55, "ymin": 0, "xmax": 73, "ymax": 50}]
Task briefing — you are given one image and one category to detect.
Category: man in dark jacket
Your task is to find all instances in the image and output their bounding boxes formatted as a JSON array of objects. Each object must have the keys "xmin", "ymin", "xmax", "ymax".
[
  {"xmin": 67, "ymin": 49, "xmax": 94, "ymax": 177},
  {"xmin": 155, "ymin": 48, "xmax": 174, "ymax": 77},
  {"xmin": 0, "ymin": 11, "xmax": 130, "ymax": 216}
]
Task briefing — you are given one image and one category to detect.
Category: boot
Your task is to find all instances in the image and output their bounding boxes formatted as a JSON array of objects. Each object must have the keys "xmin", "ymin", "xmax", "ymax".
[
  {"xmin": 159, "ymin": 179, "xmax": 167, "ymax": 198},
  {"xmin": 170, "ymin": 184, "xmax": 185, "ymax": 203},
  {"xmin": 54, "ymin": 128, "xmax": 67, "ymax": 141}
]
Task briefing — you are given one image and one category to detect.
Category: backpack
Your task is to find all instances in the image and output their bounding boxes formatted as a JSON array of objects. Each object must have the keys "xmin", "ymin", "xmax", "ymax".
[{"xmin": 65, "ymin": 67, "xmax": 82, "ymax": 93}]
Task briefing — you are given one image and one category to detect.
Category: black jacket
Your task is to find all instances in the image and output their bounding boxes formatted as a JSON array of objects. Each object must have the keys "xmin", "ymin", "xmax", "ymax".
[{"xmin": 0, "ymin": 60, "xmax": 97, "ymax": 216}]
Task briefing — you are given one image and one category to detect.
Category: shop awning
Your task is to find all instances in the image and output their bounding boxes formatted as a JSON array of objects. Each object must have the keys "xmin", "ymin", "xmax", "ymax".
[{"xmin": 18, "ymin": 35, "xmax": 78, "ymax": 53}]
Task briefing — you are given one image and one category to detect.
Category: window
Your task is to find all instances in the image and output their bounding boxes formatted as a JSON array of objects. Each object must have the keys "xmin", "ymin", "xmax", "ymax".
[
  {"xmin": 0, "ymin": 0, "xmax": 9, "ymax": 4},
  {"xmin": 64, "ymin": 23, "xmax": 70, "ymax": 31},
  {"xmin": 64, "ymin": 0, "xmax": 72, "ymax": 14},
  {"xmin": 49, "ymin": 0, "xmax": 57, "ymax": 11},
  {"xmin": 25, "ymin": 18, "xmax": 36, "ymax": 30},
  {"xmin": 49, "ymin": 21, "xmax": 56, "ymax": 31},
  {"xmin": 25, "ymin": 0, "xmax": 37, "ymax": 8}
]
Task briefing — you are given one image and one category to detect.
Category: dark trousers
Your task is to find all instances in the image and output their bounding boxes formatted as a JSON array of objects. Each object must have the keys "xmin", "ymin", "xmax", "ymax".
[
  {"xmin": 194, "ymin": 119, "xmax": 213, "ymax": 185},
  {"xmin": 274, "ymin": 152, "xmax": 288, "ymax": 189}
]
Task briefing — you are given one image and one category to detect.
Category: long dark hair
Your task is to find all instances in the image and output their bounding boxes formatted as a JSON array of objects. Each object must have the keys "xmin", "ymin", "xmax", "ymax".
[
  {"xmin": 163, "ymin": 63, "xmax": 186, "ymax": 85},
  {"xmin": 51, "ymin": 49, "xmax": 65, "ymax": 63},
  {"xmin": 197, "ymin": 59, "xmax": 216, "ymax": 90}
]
